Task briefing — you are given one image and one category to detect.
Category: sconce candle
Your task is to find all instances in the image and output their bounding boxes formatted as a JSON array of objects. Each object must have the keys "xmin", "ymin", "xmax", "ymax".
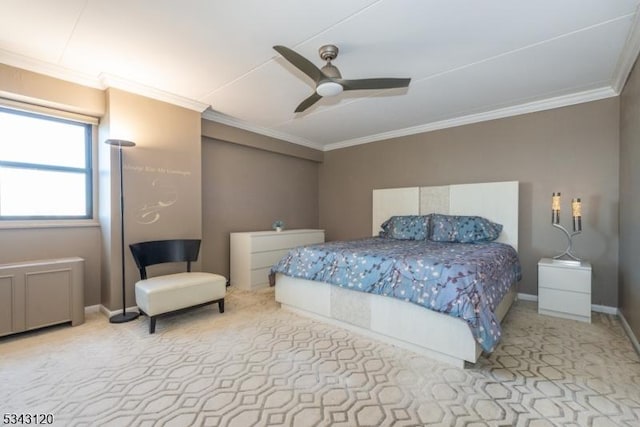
[
  {"xmin": 551, "ymin": 192, "xmax": 561, "ymax": 224},
  {"xmin": 572, "ymin": 198, "xmax": 582, "ymax": 232}
]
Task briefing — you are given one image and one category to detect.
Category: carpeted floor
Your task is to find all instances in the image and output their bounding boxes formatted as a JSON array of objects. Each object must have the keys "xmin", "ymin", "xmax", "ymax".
[{"xmin": 1, "ymin": 287, "xmax": 639, "ymax": 427}]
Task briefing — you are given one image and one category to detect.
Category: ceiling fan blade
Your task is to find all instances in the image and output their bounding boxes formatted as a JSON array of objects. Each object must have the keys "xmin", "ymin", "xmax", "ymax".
[
  {"xmin": 295, "ymin": 92, "xmax": 322, "ymax": 113},
  {"xmin": 273, "ymin": 45, "xmax": 324, "ymax": 84},
  {"xmin": 338, "ymin": 77, "xmax": 411, "ymax": 91}
]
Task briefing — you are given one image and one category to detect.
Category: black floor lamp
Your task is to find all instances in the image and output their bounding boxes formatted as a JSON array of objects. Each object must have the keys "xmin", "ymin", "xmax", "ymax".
[{"xmin": 105, "ymin": 138, "xmax": 139, "ymax": 323}]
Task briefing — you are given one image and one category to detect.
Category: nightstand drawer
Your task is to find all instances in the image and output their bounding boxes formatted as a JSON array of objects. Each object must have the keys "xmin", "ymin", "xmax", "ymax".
[
  {"xmin": 538, "ymin": 266, "xmax": 591, "ymax": 294},
  {"xmin": 539, "ymin": 287, "xmax": 591, "ymax": 318}
]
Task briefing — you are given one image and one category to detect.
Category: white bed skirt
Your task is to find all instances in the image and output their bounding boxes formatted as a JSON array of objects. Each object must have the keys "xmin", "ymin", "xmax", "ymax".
[{"xmin": 275, "ymin": 273, "xmax": 516, "ymax": 368}]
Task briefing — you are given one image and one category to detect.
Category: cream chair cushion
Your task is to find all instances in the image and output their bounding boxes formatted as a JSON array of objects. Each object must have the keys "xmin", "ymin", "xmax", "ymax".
[{"xmin": 135, "ymin": 272, "xmax": 226, "ymax": 317}]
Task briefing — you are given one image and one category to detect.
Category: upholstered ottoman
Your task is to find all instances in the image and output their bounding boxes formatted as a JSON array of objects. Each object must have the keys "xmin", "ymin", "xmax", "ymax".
[{"xmin": 135, "ymin": 272, "xmax": 226, "ymax": 333}]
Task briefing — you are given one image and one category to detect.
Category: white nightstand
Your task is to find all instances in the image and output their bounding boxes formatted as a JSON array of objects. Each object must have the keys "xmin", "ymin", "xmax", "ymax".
[{"xmin": 538, "ymin": 258, "xmax": 592, "ymax": 323}]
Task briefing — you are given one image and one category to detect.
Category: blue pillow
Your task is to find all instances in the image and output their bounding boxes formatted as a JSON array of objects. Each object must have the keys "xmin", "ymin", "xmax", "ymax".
[
  {"xmin": 379, "ymin": 215, "xmax": 430, "ymax": 240},
  {"xmin": 430, "ymin": 214, "xmax": 502, "ymax": 243}
]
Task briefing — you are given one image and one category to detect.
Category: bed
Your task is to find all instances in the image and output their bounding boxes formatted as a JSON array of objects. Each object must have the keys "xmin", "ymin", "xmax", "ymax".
[{"xmin": 272, "ymin": 181, "xmax": 520, "ymax": 367}]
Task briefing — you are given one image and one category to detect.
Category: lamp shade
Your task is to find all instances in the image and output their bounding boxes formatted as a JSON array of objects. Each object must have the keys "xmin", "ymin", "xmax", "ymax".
[{"xmin": 105, "ymin": 139, "xmax": 136, "ymax": 148}]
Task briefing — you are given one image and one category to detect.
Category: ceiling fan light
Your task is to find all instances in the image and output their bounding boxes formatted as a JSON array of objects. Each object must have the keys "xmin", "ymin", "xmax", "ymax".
[{"xmin": 316, "ymin": 81, "xmax": 343, "ymax": 97}]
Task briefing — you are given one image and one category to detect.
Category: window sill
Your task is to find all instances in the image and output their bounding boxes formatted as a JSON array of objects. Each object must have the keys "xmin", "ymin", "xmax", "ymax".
[{"xmin": 0, "ymin": 220, "xmax": 100, "ymax": 230}]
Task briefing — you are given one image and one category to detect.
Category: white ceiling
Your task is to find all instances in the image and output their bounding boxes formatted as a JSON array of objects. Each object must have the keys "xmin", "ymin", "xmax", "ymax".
[{"xmin": 1, "ymin": 0, "xmax": 639, "ymax": 151}]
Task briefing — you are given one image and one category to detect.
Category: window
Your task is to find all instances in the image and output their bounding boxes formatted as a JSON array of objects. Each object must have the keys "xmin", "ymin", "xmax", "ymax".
[{"xmin": 0, "ymin": 106, "xmax": 93, "ymax": 220}]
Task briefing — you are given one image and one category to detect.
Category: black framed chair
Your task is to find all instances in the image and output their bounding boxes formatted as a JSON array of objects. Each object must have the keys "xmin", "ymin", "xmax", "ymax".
[{"xmin": 129, "ymin": 239, "xmax": 226, "ymax": 333}]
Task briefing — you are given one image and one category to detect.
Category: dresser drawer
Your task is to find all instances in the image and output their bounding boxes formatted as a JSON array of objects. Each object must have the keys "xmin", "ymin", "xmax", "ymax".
[
  {"xmin": 251, "ymin": 249, "xmax": 291, "ymax": 269},
  {"xmin": 252, "ymin": 232, "xmax": 323, "ymax": 252},
  {"xmin": 538, "ymin": 265, "xmax": 591, "ymax": 294}
]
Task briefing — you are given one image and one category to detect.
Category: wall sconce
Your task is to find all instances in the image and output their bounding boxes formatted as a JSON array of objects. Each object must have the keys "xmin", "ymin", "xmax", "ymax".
[{"xmin": 551, "ymin": 192, "xmax": 582, "ymax": 263}]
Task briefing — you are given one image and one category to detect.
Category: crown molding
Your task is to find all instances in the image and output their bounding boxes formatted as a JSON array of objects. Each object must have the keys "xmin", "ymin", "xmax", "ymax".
[
  {"xmin": 612, "ymin": 6, "xmax": 640, "ymax": 94},
  {"xmin": 0, "ymin": 50, "xmax": 209, "ymax": 112},
  {"xmin": 323, "ymin": 86, "xmax": 618, "ymax": 151},
  {"xmin": 201, "ymin": 109, "xmax": 324, "ymax": 151},
  {"xmin": 0, "ymin": 49, "xmax": 103, "ymax": 89},
  {"xmin": 99, "ymin": 73, "xmax": 209, "ymax": 112}
]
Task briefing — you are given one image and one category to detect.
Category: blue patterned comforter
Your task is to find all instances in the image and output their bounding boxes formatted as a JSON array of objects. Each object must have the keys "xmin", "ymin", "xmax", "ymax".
[{"xmin": 271, "ymin": 237, "xmax": 521, "ymax": 352}]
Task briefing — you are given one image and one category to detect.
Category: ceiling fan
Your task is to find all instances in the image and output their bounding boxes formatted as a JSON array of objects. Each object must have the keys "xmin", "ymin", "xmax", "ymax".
[{"xmin": 273, "ymin": 44, "xmax": 411, "ymax": 113}]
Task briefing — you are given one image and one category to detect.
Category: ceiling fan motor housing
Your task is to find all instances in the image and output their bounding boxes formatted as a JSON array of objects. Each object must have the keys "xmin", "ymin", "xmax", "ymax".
[{"xmin": 319, "ymin": 44, "xmax": 339, "ymax": 61}]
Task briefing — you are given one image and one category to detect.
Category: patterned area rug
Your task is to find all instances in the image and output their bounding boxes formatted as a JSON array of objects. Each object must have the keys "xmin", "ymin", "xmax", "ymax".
[{"xmin": 1, "ymin": 288, "xmax": 639, "ymax": 426}]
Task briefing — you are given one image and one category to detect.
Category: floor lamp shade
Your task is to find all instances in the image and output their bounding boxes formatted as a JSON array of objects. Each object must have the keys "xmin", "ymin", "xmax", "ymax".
[{"xmin": 105, "ymin": 139, "xmax": 139, "ymax": 323}]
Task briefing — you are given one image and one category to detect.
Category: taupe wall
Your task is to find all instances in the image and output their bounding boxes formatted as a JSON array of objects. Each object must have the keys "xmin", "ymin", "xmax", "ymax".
[
  {"xmin": 99, "ymin": 89, "xmax": 203, "ymax": 310},
  {"xmin": 201, "ymin": 136, "xmax": 320, "ymax": 280},
  {"xmin": 319, "ymin": 98, "xmax": 620, "ymax": 307},
  {"xmin": 620, "ymin": 58, "xmax": 640, "ymax": 339},
  {"xmin": 0, "ymin": 65, "xmax": 105, "ymax": 305},
  {"xmin": 202, "ymin": 120, "xmax": 323, "ymax": 162}
]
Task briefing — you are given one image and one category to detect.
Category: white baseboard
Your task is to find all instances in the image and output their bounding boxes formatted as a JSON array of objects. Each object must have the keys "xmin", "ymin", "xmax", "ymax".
[
  {"xmin": 619, "ymin": 311, "xmax": 640, "ymax": 356},
  {"xmin": 517, "ymin": 293, "xmax": 619, "ymax": 315},
  {"xmin": 591, "ymin": 304, "xmax": 619, "ymax": 315},
  {"xmin": 84, "ymin": 305, "xmax": 101, "ymax": 314},
  {"xmin": 517, "ymin": 292, "xmax": 538, "ymax": 302}
]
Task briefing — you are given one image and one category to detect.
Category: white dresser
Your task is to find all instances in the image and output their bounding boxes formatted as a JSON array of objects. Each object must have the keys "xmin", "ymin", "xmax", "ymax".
[
  {"xmin": 230, "ymin": 229, "xmax": 325, "ymax": 290},
  {"xmin": 538, "ymin": 258, "xmax": 592, "ymax": 323}
]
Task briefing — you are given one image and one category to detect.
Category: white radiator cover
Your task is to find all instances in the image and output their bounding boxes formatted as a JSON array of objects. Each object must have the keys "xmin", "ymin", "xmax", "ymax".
[{"xmin": 0, "ymin": 257, "xmax": 84, "ymax": 337}]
